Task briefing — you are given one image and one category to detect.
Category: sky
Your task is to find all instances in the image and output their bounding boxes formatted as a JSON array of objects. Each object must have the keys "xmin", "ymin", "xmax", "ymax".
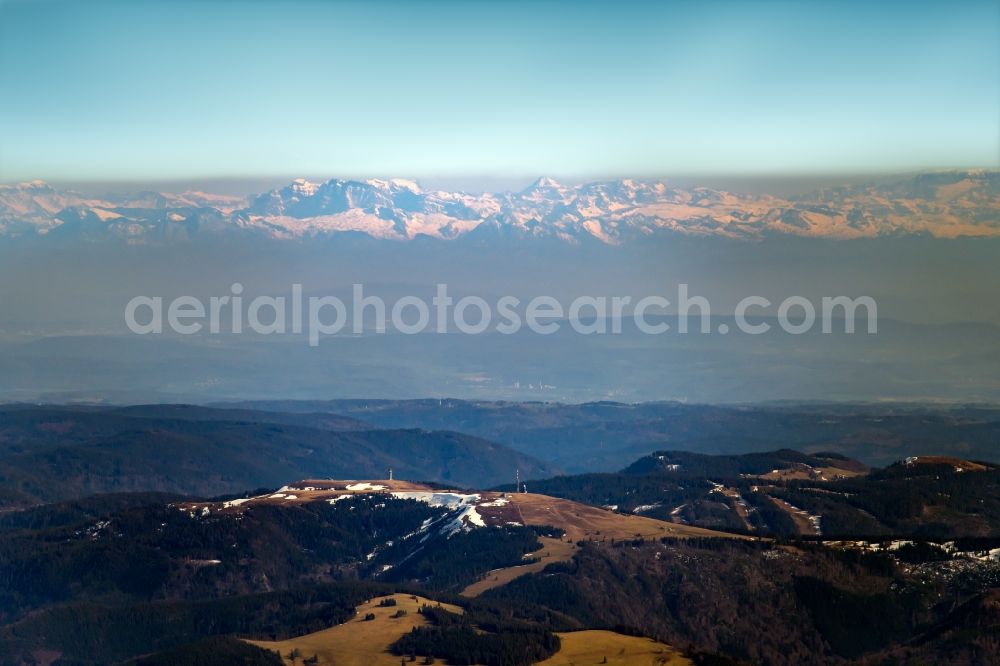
[{"xmin": 0, "ymin": 0, "xmax": 998, "ymax": 182}]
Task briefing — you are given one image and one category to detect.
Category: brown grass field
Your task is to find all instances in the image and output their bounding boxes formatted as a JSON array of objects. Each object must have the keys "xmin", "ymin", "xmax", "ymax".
[
  {"xmin": 245, "ymin": 593, "xmax": 462, "ymax": 666},
  {"xmin": 503, "ymin": 492, "xmax": 737, "ymax": 542},
  {"xmin": 460, "ymin": 536, "xmax": 576, "ymax": 596},
  {"xmin": 536, "ymin": 630, "xmax": 693, "ymax": 666},
  {"xmin": 758, "ymin": 465, "xmax": 867, "ymax": 481},
  {"xmin": 767, "ymin": 496, "xmax": 821, "ymax": 535},
  {"xmin": 461, "ymin": 493, "xmax": 745, "ymax": 596},
  {"xmin": 245, "ymin": 594, "xmax": 692, "ymax": 666},
  {"xmin": 907, "ymin": 456, "xmax": 990, "ymax": 472}
]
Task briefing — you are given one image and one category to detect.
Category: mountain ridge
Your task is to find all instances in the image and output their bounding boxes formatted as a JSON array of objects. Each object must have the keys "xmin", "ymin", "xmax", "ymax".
[
  {"xmin": 0, "ymin": 405, "xmax": 558, "ymax": 506},
  {"xmin": 2, "ymin": 170, "xmax": 997, "ymax": 244}
]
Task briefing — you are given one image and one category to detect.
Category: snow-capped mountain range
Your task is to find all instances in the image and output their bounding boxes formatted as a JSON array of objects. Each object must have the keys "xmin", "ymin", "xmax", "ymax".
[{"xmin": 1, "ymin": 171, "xmax": 997, "ymax": 244}]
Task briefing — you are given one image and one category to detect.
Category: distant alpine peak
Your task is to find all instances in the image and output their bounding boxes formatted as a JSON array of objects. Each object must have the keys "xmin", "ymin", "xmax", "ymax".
[
  {"xmin": 288, "ymin": 178, "xmax": 319, "ymax": 195},
  {"xmin": 386, "ymin": 178, "xmax": 423, "ymax": 193},
  {"xmin": 526, "ymin": 176, "xmax": 564, "ymax": 190},
  {"xmin": 12, "ymin": 179, "xmax": 53, "ymax": 191}
]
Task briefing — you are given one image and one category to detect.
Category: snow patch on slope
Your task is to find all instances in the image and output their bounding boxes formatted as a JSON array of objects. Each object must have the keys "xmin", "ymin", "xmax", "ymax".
[{"xmin": 391, "ymin": 491, "xmax": 485, "ymax": 536}]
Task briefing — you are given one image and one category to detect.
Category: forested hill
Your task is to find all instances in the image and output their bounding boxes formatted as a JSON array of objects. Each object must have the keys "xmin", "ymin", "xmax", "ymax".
[
  {"xmin": 516, "ymin": 450, "xmax": 1000, "ymax": 539},
  {"xmin": 0, "ymin": 405, "xmax": 555, "ymax": 506}
]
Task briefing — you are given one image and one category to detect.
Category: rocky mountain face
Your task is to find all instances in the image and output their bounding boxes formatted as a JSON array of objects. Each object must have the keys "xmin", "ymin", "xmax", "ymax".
[{"xmin": 1, "ymin": 171, "xmax": 997, "ymax": 244}]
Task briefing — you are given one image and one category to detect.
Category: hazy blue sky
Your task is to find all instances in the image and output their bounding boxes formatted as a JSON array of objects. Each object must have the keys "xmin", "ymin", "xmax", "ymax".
[{"xmin": 1, "ymin": 0, "xmax": 997, "ymax": 182}]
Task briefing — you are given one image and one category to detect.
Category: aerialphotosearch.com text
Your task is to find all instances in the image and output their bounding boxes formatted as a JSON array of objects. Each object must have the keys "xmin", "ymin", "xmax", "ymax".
[{"xmin": 125, "ymin": 283, "xmax": 878, "ymax": 346}]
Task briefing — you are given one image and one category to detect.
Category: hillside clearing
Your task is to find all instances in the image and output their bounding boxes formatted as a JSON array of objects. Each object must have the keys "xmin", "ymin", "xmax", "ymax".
[
  {"xmin": 506, "ymin": 492, "xmax": 740, "ymax": 542},
  {"xmin": 245, "ymin": 593, "xmax": 462, "ymax": 666},
  {"xmin": 536, "ymin": 630, "xmax": 692, "ymax": 665},
  {"xmin": 460, "ymin": 536, "xmax": 577, "ymax": 596},
  {"xmin": 460, "ymin": 493, "xmax": 746, "ymax": 596}
]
